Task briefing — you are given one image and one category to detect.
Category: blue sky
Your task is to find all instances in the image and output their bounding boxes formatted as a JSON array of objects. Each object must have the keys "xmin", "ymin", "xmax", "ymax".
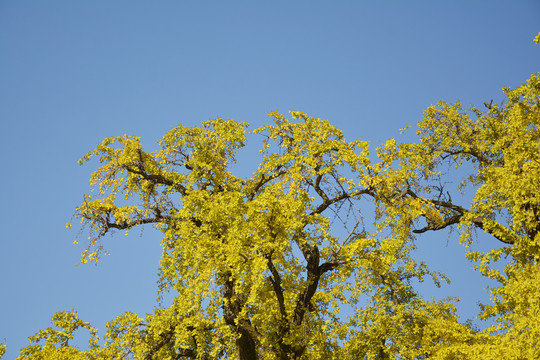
[{"xmin": 0, "ymin": 1, "xmax": 539, "ymax": 357}]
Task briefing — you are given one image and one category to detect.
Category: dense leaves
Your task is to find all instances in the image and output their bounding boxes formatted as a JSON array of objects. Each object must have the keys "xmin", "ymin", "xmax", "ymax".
[
  {"xmin": 372, "ymin": 72, "xmax": 540, "ymax": 359},
  {"xmin": 9, "ymin": 37, "xmax": 540, "ymax": 359}
]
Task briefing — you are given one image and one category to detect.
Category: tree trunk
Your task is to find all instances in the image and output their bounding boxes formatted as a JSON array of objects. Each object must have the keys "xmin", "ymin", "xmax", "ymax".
[{"xmin": 236, "ymin": 328, "xmax": 258, "ymax": 360}]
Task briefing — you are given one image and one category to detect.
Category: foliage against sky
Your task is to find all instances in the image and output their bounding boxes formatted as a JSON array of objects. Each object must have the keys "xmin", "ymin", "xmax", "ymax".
[
  {"xmin": 10, "ymin": 44, "xmax": 540, "ymax": 357},
  {"xmin": 1, "ymin": 2, "xmax": 539, "ymax": 359}
]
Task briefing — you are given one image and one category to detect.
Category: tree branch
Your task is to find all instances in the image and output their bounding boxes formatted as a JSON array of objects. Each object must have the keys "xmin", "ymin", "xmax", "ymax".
[
  {"xmin": 407, "ymin": 191, "xmax": 516, "ymax": 245},
  {"xmin": 247, "ymin": 168, "xmax": 287, "ymax": 201},
  {"xmin": 222, "ymin": 271, "xmax": 260, "ymax": 360},
  {"xmin": 266, "ymin": 255, "xmax": 287, "ymax": 319},
  {"xmin": 441, "ymin": 149, "xmax": 492, "ymax": 165},
  {"xmin": 105, "ymin": 216, "xmax": 173, "ymax": 231},
  {"xmin": 125, "ymin": 165, "xmax": 187, "ymax": 196},
  {"xmin": 311, "ymin": 189, "xmax": 372, "ymax": 216}
]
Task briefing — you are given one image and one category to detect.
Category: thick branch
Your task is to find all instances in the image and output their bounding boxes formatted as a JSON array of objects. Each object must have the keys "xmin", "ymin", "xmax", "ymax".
[
  {"xmin": 312, "ymin": 173, "xmax": 330, "ymax": 203},
  {"xmin": 292, "ymin": 243, "xmax": 320, "ymax": 327},
  {"xmin": 266, "ymin": 256, "xmax": 287, "ymax": 319},
  {"xmin": 441, "ymin": 149, "xmax": 492, "ymax": 165},
  {"xmin": 469, "ymin": 217, "xmax": 516, "ymax": 245},
  {"xmin": 318, "ymin": 259, "xmax": 342, "ymax": 274},
  {"xmin": 222, "ymin": 271, "xmax": 259, "ymax": 360},
  {"xmin": 247, "ymin": 168, "xmax": 287, "ymax": 201},
  {"xmin": 125, "ymin": 165, "xmax": 187, "ymax": 196},
  {"xmin": 408, "ymin": 192, "xmax": 515, "ymax": 245},
  {"xmin": 289, "ymin": 193, "xmax": 368, "ymax": 332},
  {"xmin": 412, "ymin": 214, "xmax": 462, "ymax": 234}
]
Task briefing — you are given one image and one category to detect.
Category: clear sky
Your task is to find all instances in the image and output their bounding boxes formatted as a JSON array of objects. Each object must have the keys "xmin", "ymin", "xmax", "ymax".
[{"xmin": 0, "ymin": 1, "xmax": 539, "ymax": 357}]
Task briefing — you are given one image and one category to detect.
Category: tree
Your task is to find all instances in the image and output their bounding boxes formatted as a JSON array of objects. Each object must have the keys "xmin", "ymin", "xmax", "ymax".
[
  {"xmin": 371, "ymin": 71, "xmax": 540, "ymax": 359},
  {"xmin": 10, "ymin": 35, "xmax": 540, "ymax": 360}
]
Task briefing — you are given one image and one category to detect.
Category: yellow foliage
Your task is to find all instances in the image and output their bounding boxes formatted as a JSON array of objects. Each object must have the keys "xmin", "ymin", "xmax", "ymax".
[{"xmin": 16, "ymin": 40, "xmax": 540, "ymax": 357}]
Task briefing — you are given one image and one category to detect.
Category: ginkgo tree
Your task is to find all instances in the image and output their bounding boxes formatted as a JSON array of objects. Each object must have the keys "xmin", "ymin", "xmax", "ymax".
[
  {"xmin": 370, "ymin": 70, "xmax": 540, "ymax": 358},
  {"xmin": 10, "ymin": 34, "xmax": 540, "ymax": 360}
]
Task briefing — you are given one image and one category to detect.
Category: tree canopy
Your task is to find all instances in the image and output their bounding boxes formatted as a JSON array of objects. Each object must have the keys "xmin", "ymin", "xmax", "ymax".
[{"xmin": 9, "ymin": 38, "xmax": 540, "ymax": 360}]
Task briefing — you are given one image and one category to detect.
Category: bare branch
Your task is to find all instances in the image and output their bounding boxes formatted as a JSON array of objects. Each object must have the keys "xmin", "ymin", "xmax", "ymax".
[{"xmin": 311, "ymin": 189, "xmax": 372, "ymax": 216}]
